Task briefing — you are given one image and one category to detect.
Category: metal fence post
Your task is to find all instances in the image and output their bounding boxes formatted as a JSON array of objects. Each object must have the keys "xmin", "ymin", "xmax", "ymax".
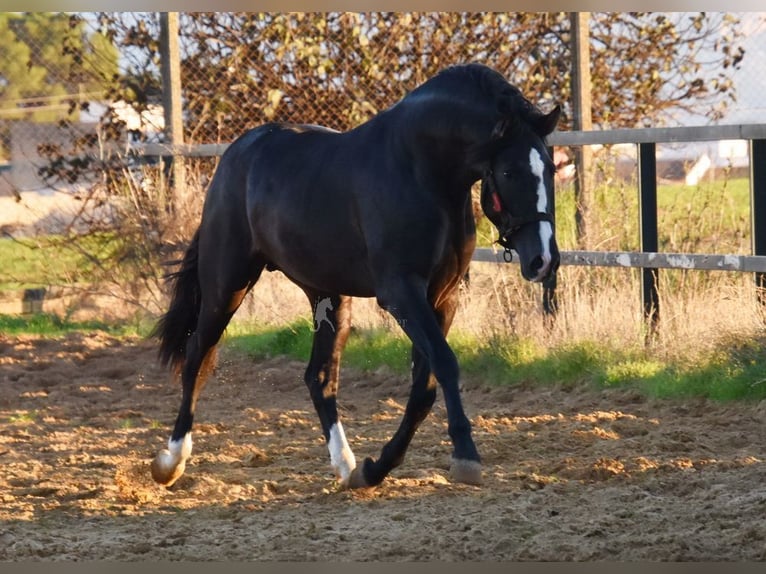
[
  {"xmin": 751, "ymin": 139, "xmax": 766, "ymax": 308},
  {"xmin": 542, "ymin": 144, "xmax": 558, "ymax": 327},
  {"xmin": 638, "ymin": 142, "xmax": 660, "ymax": 337}
]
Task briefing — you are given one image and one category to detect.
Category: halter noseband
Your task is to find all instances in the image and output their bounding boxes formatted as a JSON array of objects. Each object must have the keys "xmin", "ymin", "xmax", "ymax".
[{"xmin": 483, "ymin": 168, "xmax": 554, "ymax": 262}]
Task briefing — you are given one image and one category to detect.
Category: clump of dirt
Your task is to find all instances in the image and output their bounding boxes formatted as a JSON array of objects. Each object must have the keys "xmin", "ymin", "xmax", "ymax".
[{"xmin": 1, "ymin": 331, "xmax": 765, "ymax": 560}]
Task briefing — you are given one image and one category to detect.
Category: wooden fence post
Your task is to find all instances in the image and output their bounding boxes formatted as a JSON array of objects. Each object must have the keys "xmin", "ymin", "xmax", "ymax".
[
  {"xmin": 159, "ymin": 12, "xmax": 186, "ymax": 208},
  {"xmin": 570, "ymin": 12, "xmax": 594, "ymax": 249}
]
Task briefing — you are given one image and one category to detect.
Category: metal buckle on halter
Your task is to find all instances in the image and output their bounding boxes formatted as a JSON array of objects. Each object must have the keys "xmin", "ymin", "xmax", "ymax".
[
  {"xmin": 495, "ymin": 229, "xmax": 514, "ymax": 262},
  {"xmin": 495, "ymin": 212, "xmax": 553, "ymax": 264}
]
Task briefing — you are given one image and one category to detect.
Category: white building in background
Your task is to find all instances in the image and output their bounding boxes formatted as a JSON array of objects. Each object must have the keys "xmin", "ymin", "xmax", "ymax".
[
  {"xmin": 79, "ymin": 100, "xmax": 165, "ymax": 140},
  {"xmin": 0, "ymin": 99, "xmax": 164, "ymax": 197}
]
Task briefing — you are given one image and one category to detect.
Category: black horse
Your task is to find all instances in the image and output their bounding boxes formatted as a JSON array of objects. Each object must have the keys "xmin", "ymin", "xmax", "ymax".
[{"xmin": 151, "ymin": 63, "xmax": 560, "ymax": 489}]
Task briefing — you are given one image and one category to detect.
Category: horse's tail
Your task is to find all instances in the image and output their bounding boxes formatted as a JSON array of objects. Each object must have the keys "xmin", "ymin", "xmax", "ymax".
[{"xmin": 152, "ymin": 228, "xmax": 202, "ymax": 372}]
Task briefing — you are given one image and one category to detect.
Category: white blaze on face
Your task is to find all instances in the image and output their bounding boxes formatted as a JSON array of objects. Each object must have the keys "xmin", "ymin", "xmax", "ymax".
[
  {"xmin": 328, "ymin": 422, "xmax": 356, "ymax": 484},
  {"xmin": 528, "ymin": 147, "xmax": 554, "ymax": 281}
]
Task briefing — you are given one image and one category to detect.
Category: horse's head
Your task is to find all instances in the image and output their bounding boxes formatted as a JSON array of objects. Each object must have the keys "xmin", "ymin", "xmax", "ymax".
[{"xmin": 477, "ymin": 105, "xmax": 561, "ymax": 282}]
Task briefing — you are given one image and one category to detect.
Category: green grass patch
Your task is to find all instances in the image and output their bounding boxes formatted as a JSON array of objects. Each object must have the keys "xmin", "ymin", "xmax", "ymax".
[
  {"xmin": 451, "ymin": 335, "xmax": 617, "ymax": 391},
  {"xmin": 225, "ymin": 320, "xmax": 412, "ymax": 374},
  {"xmin": 656, "ymin": 176, "xmax": 751, "ymax": 254},
  {"xmin": 4, "ymin": 312, "xmax": 763, "ymax": 402},
  {"xmin": 0, "ymin": 233, "xmax": 121, "ymax": 290},
  {"xmin": 8, "ymin": 410, "xmax": 38, "ymax": 425},
  {"xmin": 0, "ymin": 312, "xmax": 128, "ymax": 336},
  {"xmin": 633, "ymin": 343, "xmax": 766, "ymax": 401},
  {"xmin": 224, "ymin": 322, "xmax": 766, "ymax": 402}
]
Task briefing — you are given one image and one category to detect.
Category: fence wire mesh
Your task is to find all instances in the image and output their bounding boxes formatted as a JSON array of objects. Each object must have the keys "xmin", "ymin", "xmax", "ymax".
[{"xmin": 2, "ymin": 11, "xmax": 762, "ymax": 201}]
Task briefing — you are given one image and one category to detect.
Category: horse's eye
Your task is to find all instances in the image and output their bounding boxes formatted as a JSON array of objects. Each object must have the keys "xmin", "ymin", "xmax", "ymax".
[{"xmin": 502, "ymin": 169, "xmax": 514, "ymax": 179}]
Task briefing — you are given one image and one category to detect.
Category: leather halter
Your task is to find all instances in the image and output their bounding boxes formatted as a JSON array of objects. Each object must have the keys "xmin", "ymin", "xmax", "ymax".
[{"xmin": 482, "ymin": 168, "xmax": 554, "ymax": 262}]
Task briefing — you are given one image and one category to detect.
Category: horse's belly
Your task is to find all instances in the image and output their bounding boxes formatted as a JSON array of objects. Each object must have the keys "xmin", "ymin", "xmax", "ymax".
[
  {"xmin": 271, "ymin": 252, "xmax": 376, "ymax": 297},
  {"xmin": 258, "ymin": 228, "xmax": 375, "ymax": 296}
]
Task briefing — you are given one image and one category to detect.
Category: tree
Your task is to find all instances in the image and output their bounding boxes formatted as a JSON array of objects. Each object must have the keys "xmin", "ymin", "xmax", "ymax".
[
  {"xmin": 88, "ymin": 12, "xmax": 744, "ymax": 147},
  {"xmin": 588, "ymin": 13, "xmax": 744, "ymax": 127},
  {"xmin": 0, "ymin": 13, "xmax": 118, "ymax": 119},
  {"xmin": 0, "ymin": 14, "xmax": 49, "ymax": 117},
  {"xmin": 0, "ymin": 13, "xmax": 119, "ymax": 161}
]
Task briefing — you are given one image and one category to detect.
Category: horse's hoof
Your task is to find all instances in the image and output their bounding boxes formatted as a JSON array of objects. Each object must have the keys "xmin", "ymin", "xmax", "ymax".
[
  {"xmin": 450, "ymin": 458, "xmax": 483, "ymax": 486},
  {"xmin": 344, "ymin": 463, "xmax": 373, "ymax": 489},
  {"xmin": 151, "ymin": 449, "xmax": 186, "ymax": 487}
]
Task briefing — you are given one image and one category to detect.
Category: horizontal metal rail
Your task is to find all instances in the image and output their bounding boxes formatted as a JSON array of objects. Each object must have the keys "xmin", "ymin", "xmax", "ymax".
[
  {"xmin": 472, "ymin": 248, "xmax": 766, "ymax": 273},
  {"xmin": 136, "ymin": 142, "xmax": 229, "ymax": 157},
  {"xmin": 547, "ymin": 123, "xmax": 766, "ymax": 146}
]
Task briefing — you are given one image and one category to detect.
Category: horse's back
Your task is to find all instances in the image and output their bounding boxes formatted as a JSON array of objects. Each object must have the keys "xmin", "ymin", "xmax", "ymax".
[{"xmin": 198, "ymin": 116, "xmax": 472, "ymax": 297}]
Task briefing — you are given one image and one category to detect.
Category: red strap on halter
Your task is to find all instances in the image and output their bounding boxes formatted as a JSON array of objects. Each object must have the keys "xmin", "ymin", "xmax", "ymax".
[{"xmin": 492, "ymin": 191, "xmax": 503, "ymax": 213}]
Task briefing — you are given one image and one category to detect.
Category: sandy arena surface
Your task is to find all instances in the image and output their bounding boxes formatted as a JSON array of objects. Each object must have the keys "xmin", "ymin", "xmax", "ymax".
[{"xmin": 1, "ymin": 330, "xmax": 765, "ymax": 561}]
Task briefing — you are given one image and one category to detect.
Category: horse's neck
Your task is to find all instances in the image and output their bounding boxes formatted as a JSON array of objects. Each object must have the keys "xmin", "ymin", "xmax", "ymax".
[
  {"xmin": 385, "ymin": 96, "xmax": 491, "ymax": 183},
  {"xmin": 402, "ymin": 121, "xmax": 482, "ymax": 210}
]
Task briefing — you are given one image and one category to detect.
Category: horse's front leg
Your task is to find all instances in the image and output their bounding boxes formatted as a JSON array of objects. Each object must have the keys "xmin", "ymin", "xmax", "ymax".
[
  {"xmin": 348, "ymin": 278, "xmax": 481, "ymax": 488},
  {"xmin": 303, "ymin": 292, "xmax": 357, "ymax": 486}
]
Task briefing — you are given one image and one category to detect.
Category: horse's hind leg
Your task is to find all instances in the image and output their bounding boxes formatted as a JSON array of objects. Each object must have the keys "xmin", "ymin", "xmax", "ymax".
[
  {"xmin": 151, "ymin": 303, "xmax": 232, "ymax": 486},
  {"xmin": 301, "ymin": 291, "xmax": 356, "ymax": 486},
  {"xmin": 152, "ymin": 260, "xmax": 264, "ymax": 487}
]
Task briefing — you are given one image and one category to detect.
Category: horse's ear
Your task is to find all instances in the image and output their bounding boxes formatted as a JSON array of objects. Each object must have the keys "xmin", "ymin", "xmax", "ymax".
[
  {"xmin": 490, "ymin": 115, "xmax": 522, "ymax": 141},
  {"xmin": 491, "ymin": 118, "xmax": 510, "ymax": 140},
  {"xmin": 534, "ymin": 104, "xmax": 561, "ymax": 137}
]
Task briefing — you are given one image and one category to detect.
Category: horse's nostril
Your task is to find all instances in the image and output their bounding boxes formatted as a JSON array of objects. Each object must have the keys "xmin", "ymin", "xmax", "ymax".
[{"xmin": 530, "ymin": 255, "xmax": 544, "ymax": 272}]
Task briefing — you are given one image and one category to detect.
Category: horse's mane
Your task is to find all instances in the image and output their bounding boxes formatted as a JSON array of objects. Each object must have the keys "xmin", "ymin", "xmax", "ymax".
[
  {"xmin": 413, "ymin": 63, "xmax": 541, "ymax": 125},
  {"xmin": 407, "ymin": 64, "xmax": 552, "ymax": 167}
]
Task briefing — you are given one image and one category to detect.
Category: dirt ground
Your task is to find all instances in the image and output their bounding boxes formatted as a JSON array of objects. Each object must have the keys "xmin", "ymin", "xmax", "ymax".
[{"xmin": 1, "ymin": 331, "xmax": 765, "ymax": 561}]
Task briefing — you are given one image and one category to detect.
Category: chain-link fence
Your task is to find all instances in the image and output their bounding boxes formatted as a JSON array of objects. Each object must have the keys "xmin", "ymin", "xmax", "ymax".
[{"xmin": 2, "ymin": 12, "xmax": 761, "ymax": 198}]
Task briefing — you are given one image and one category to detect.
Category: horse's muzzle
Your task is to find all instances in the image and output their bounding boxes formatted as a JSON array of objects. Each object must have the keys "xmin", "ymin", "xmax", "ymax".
[
  {"xmin": 506, "ymin": 218, "xmax": 559, "ymax": 283},
  {"xmin": 524, "ymin": 253, "xmax": 556, "ymax": 283}
]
